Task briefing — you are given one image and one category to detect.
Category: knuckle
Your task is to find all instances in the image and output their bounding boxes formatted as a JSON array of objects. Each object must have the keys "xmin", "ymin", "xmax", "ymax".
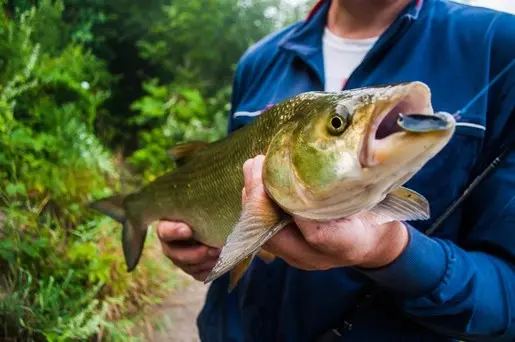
[
  {"xmin": 193, "ymin": 274, "xmax": 206, "ymax": 282},
  {"xmin": 163, "ymin": 245, "xmax": 184, "ymax": 262},
  {"xmin": 173, "ymin": 253, "xmax": 187, "ymax": 263},
  {"xmin": 304, "ymin": 230, "xmax": 327, "ymax": 247},
  {"xmin": 192, "ymin": 249, "xmax": 209, "ymax": 263},
  {"xmin": 160, "ymin": 243, "xmax": 173, "ymax": 259},
  {"xmin": 158, "ymin": 220, "xmax": 174, "ymax": 230}
]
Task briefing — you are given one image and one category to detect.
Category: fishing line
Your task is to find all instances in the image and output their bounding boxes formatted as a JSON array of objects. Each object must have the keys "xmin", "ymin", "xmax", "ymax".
[
  {"xmin": 426, "ymin": 57, "xmax": 515, "ymax": 234},
  {"xmin": 452, "ymin": 57, "xmax": 515, "ymax": 121},
  {"xmin": 461, "ymin": 58, "xmax": 515, "ymax": 115}
]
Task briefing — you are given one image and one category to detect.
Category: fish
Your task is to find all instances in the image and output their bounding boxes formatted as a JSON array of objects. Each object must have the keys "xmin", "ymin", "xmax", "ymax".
[{"xmin": 90, "ymin": 81, "xmax": 456, "ymax": 292}]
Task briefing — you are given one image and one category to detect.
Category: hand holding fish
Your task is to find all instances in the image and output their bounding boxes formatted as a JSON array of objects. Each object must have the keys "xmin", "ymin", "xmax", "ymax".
[
  {"xmin": 157, "ymin": 222, "xmax": 220, "ymax": 281},
  {"xmin": 243, "ymin": 155, "xmax": 410, "ymax": 271}
]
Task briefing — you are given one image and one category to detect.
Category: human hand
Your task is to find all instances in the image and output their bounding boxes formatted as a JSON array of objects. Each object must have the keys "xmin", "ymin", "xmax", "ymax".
[
  {"xmin": 157, "ymin": 221, "xmax": 221, "ymax": 281},
  {"xmin": 241, "ymin": 155, "xmax": 410, "ymax": 271}
]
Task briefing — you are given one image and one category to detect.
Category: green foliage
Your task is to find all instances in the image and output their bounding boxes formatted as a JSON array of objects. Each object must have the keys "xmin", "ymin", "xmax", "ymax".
[
  {"xmin": 137, "ymin": 0, "xmax": 279, "ymax": 93},
  {"xmin": 0, "ymin": 202, "xmax": 175, "ymax": 341},
  {"xmin": 0, "ymin": 0, "xmax": 113, "ymax": 207},
  {"xmin": 128, "ymin": 79, "xmax": 229, "ymax": 181},
  {"xmin": 53, "ymin": 0, "xmax": 309, "ymax": 151},
  {"xmin": 1, "ymin": 0, "xmax": 311, "ymax": 340},
  {"xmin": 0, "ymin": 1, "xmax": 176, "ymax": 340}
]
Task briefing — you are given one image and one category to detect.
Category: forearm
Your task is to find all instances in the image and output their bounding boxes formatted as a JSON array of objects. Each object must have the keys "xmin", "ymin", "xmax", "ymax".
[{"xmin": 360, "ymin": 225, "xmax": 515, "ymax": 340}]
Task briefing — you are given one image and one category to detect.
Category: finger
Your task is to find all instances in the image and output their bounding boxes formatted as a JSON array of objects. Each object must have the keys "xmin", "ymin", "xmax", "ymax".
[
  {"xmin": 293, "ymin": 215, "xmax": 374, "ymax": 264},
  {"xmin": 242, "ymin": 158, "xmax": 255, "ymax": 191},
  {"xmin": 242, "ymin": 155, "xmax": 266, "ymax": 194},
  {"xmin": 241, "ymin": 187, "xmax": 247, "ymax": 207},
  {"xmin": 157, "ymin": 221, "xmax": 192, "ymax": 242},
  {"xmin": 180, "ymin": 259, "xmax": 217, "ymax": 275},
  {"xmin": 161, "ymin": 241, "xmax": 219, "ymax": 265},
  {"xmin": 264, "ymin": 225, "xmax": 335, "ymax": 270},
  {"xmin": 191, "ymin": 270, "xmax": 211, "ymax": 282}
]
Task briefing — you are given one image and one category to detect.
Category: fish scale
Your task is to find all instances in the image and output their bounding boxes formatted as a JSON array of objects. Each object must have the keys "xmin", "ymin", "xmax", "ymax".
[{"xmin": 124, "ymin": 95, "xmax": 311, "ymax": 247}]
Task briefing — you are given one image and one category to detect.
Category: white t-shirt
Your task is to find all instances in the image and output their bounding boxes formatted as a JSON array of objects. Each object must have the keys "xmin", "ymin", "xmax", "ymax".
[{"xmin": 322, "ymin": 27, "xmax": 379, "ymax": 92}]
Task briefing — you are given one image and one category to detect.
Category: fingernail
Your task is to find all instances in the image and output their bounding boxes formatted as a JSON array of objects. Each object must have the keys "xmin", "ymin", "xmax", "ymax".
[
  {"xmin": 177, "ymin": 227, "xmax": 189, "ymax": 236},
  {"xmin": 208, "ymin": 249, "xmax": 220, "ymax": 257}
]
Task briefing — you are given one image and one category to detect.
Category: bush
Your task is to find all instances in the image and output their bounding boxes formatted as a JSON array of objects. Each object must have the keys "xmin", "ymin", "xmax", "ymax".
[
  {"xmin": 0, "ymin": 0, "xmax": 310, "ymax": 340},
  {"xmin": 0, "ymin": 2, "xmax": 177, "ymax": 340},
  {"xmin": 127, "ymin": 79, "xmax": 229, "ymax": 181}
]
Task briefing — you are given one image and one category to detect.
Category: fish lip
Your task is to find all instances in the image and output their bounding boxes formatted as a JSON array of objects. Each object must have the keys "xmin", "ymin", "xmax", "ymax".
[{"xmin": 359, "ymin": 82, "xmax": 434, "ymax": 168}]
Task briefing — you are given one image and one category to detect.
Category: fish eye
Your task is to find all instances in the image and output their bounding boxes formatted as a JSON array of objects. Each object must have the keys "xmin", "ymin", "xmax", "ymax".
[{"xmin": 327, "ymin": 114, "xmax": 347, "ymax": 135}]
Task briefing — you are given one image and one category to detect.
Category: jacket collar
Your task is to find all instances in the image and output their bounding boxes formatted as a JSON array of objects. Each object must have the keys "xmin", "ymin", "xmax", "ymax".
[{"xmin": 278, "ymin": 0, "xmax": 427, "ymax": 58}]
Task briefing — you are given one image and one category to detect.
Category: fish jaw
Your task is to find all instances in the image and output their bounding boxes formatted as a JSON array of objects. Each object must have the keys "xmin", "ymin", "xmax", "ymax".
[
  {"xmin": 359, "ymin": 81, "xmax": 435, "ymax": 167},
  {"xmin": 263, "ymin": 81, "xmax": 456, "ymax": 221},
  {"xmin": 358, "ymin": 82, "xmax": 456, "ymax": 175}
]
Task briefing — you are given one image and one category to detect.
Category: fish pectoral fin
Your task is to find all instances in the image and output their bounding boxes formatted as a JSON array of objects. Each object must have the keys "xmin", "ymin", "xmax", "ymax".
[
  {"xmin": 167, "ymin": 141, "xmax": 209, "ymax": 166},
  {"xmin": 257, "ymin": 250, "xmax": 276, "ymax": 264},
  {"xmin": 369, "ymin": 186, "xmax": 430, "ymax": 224},
  {"xmin": 204, "ymin": 198, "xmax": 291, "ymax": 287}
]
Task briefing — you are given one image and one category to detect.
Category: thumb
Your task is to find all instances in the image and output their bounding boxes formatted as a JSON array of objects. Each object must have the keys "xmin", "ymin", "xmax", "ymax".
[{"xmin": 242, "ymin": 155, "xmax": 266, "ymax": 194}]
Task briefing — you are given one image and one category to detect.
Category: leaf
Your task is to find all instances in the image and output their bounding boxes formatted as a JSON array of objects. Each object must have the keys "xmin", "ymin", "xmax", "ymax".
[
  {"xmin": 10, "ymin": 128, "xmax": 35, "ymax": 148},
  {"xmin": 5, "ymin": 182, "xmax": 27, "ymax": 197}
]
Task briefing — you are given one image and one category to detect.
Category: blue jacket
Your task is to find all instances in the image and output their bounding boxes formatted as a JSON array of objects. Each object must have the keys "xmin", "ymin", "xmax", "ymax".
[{"xmin": 197, "ymin": 0, "xmax": 515, "ymax": 341}]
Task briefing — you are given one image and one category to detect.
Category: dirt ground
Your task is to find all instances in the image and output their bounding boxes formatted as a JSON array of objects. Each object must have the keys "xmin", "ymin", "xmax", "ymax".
[{"xmin": 136, "ymin": 271, "xmax": 209, "ymax": 342}]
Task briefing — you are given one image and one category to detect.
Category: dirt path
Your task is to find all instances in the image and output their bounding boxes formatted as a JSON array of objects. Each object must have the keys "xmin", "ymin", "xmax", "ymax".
[{"xmin": 137, "ymin": 271, "xmax": 209, "ymax": 342}]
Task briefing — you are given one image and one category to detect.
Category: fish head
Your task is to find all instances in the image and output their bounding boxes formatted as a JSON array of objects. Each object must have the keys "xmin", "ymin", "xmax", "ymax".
[{"xmin": 263, "ymin": 81, "xmax": 456, "ymax": 219}]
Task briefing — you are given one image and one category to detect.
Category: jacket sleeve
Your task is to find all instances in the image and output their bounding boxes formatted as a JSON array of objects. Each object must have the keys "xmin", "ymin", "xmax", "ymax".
[{"xmin": 360, "ymin": 18, "xmax": 515, "ymax": 339}]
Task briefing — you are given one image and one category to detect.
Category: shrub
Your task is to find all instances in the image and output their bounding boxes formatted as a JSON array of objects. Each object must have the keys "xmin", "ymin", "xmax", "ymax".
[{"xmin": 0, "ymin": 2, "xmax": 177, "ymax": 340}]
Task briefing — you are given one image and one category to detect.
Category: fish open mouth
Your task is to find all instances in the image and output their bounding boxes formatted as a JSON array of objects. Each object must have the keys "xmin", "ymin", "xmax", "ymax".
[{"xmin": 360, "ymin": 83, "xmax": 434, "ymax": 167}]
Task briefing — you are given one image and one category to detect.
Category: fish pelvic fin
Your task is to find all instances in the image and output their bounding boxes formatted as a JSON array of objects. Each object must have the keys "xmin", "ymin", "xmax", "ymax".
[
  {"xmin": 369, "ymin": 186, "xmax": 430, "ymax": 224},
  {"xmin": 228, "ymin": 253, "xmax": 255, "ymax": 293},
  {"xmin": 257, "ymin": 250, "xmax": 276, "ymax": 264},
  {"xmin": 227, "ymin": 250, "xmax": 276, "ymax": 292},
  {"xmin": 204, "ymin": 196, "xmax": 291, "ymax": 286},
  {"xmin": 90, "ymin": 194, "xmax": 148, "ymax": 272}
]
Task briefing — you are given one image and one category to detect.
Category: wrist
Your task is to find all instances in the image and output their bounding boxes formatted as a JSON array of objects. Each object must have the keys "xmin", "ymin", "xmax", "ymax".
[{"xmin": 359, "ymin": 221, "xmax": 409, "ymax": 269}]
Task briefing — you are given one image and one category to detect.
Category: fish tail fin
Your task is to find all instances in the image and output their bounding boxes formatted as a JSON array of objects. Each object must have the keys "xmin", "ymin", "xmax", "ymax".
[
  {"xmin": 204, "ymin": 194, "xmax": 291, "ymax": 289},
  {"xmin": 121, "ymin": 217, "xmax": 148, "ymax": 272},
  {"xmin": 90, "ymin": 194, "xmax": 148, "ymax": 272},
  {"xmin": 90, "ymin": 194, "xmax": 127, "ymax": 223}
]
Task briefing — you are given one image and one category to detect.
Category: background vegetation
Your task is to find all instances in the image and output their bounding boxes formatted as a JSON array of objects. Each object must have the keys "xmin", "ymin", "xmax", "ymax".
[{"xmin": 0, "ymin": 0, "xmax": 310, "ymax": 340}]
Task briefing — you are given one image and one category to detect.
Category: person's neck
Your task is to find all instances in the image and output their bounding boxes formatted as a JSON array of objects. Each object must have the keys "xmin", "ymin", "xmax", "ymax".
[{"xmin": 327, "ymin": 0, "xmax": 412, "ymax": 39}]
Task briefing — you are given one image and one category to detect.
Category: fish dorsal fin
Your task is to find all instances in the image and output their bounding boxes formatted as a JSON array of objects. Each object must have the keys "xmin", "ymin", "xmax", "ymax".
[
  {"xmin": 369, "ymin": 186, "xmax": 430, "ymax": 224},
  {"xmin": 167, "ymin": 141, "xmax": 209, "ymax": 166}
]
